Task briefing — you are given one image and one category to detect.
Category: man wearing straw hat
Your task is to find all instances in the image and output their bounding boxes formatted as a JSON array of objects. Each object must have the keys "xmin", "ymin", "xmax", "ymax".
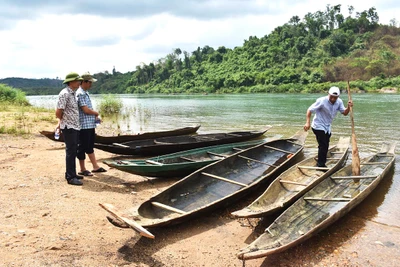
[
  {"xmin": 76, "ymin": 72, "xmax": 107, "ymax": 177},
  {"xmin": 56, "ymin": 72, "xmax": 84, "ymax": 186},
  {"xmin": 303, "ymin": 86, "xmax": 353, "ymax": 168}
]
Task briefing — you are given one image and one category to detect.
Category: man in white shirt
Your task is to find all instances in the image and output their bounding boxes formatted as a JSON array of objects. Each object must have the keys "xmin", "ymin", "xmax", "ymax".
[{"xmin": 303, "ymin": 86, "xmax": 353, "ymax": 167}]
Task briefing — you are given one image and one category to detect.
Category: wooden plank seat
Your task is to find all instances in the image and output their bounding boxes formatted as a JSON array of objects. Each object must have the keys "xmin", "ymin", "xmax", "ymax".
[
  {"xmin": 263, "ymin": 145, "xmax": 293, "ymax": 154},
  {"xmin": 179, "ymin": 156, "xmax": 197, "ymax": 162},
  {"xmin": 207, "ymin": 151, "xmax": 227, "ymax": 158},
  {"xmin": 146, "ymin": 160, "xmax": 163, "ymax": 165},
  {"xmin": 201, "ymin": 172, "xmax": 248, "ymax": 187},
  {"xmin": 304, "ymin": 197, "xmax": 351, "ymax": 202},
  {"xmin": 297, "ymin": 166, "xmax": 329, "ymax": 171},
  {"xmin": 360, "ymin": 162, "xmax": 389, "ymax": 165},
  {"xmin": 314, "ymin": 157, "xmax": 341, "ymax": 161},
  {"xmin": 330, "ymin": 175, "xmax": 377, "ymax": 180},
  {"xmin": 112, "ymin": 143, "xmax": 130, "ymax": 148},
  {"xmin": 151, "ymin": 202, "xmax": 187, "ymax": 214}
]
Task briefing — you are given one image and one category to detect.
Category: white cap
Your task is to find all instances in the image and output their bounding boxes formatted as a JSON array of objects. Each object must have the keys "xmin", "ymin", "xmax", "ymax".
[{"xmin": 328, "ymin": 86, "xmax": 340, "ymax": 96}]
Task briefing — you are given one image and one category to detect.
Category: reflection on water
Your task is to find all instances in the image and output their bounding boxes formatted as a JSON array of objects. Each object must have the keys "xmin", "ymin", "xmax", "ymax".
[{"xmin": 27, "ymin": 93, "xmax": 400, "ymax": 226}]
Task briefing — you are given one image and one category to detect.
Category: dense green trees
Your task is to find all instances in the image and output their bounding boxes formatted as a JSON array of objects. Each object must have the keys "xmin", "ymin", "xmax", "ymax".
[
  {"xmin": 119, "ymin": 4, "xmax": 398, "ymax": 94},
  {"xmin": 1, "ymin": 5, "xmax": 399, "ymax": 95}
]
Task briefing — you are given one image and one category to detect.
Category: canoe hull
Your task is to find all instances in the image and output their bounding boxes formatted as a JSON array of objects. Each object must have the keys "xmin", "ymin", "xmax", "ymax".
[
  {"xmin": 101, "ymin": 130, "xmax": 308, "ymax": 237},
  {"xmin": 237, "ymin": 142, "xmax": 396, "ymax": 260},
  {"xmin": 103, "ymin": 139, "xmax": 267, "ymax": 177},
  {"xmin": 39, "ymin": 124, "xmax": 200, "ymax": 144},
  {"xmin": 106, "ymin": 160, "xmax": 215, "ymax": 178},
  {"xmin": 232, "ymin": 137, "xmax": 350, "ymax": 218},
  {"xmin": 95, "ymin": 128, "xmax": 270, "ymax": 156}
]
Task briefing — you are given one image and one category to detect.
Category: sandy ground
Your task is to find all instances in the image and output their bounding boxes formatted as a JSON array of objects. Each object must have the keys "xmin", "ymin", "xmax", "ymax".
[{"xmin": 1, "ymin": 116, "xmax": 399, "ymax": 266}]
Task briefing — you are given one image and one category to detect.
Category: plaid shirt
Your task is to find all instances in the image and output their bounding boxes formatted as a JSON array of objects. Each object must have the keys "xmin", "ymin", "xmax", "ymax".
[
  {"xmin": 56, "ymin": 86, "xmax": 80, "ymax": 130},
  {"xmin": 76, "ymin": 87, "xmax": 96, "ymax": 129}
]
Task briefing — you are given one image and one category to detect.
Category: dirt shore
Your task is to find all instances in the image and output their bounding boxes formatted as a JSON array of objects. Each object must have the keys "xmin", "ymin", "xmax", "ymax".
[{"xmin": 1, "ymin": 118, "xmax": 399, "ymax": 266}]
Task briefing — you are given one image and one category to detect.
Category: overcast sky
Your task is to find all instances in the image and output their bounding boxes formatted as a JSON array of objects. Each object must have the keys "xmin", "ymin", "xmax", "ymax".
[{"xmin": 0, "ymin": 0, "xmax": 399, "ymax": 79}]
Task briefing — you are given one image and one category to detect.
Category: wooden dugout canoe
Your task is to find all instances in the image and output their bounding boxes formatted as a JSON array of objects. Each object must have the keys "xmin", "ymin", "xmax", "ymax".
[
  {"xmin": 103, "ymin": 138, "xmax": 274, "ymax": 178},
  {"xmin": 237, "ymin": 142, "xmax": 396, "ymax": 260},
  {"xmin": 39, "ymin": 124, "xmax": 200, "ymax": 144},
  {"xmin": 94, "ymin": 127, "xmax": 271, "ymax": 156},
  {"xmin": 100, "ymin": 130, "xmax": 308, "ymax": 238},
  {"xmin": 232, "ymin": 137, "xmax": 350, "ymax": 218}
]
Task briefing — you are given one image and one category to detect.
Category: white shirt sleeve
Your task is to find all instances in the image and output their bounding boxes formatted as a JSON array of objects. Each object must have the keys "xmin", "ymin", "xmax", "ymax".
[{"xmin": 308, "ymin": 98, "xmax": 323, "ymax": 113}]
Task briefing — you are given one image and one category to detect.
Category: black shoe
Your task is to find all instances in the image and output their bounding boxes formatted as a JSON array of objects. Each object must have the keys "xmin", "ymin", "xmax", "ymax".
[
  {"xmin": 65, "ymin": 174, "xmax": 84, "ymax": 180},
  {"xmin": 67, "ymin": 178, "xmax": 83, "ymax": 186}
]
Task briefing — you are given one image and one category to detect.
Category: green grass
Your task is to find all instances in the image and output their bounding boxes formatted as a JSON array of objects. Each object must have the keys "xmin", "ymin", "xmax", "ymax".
[
  {"xmin": 0, "ymin": 104, "xmax": 54, "ymax": 136},
  {"xmin": 0, "ymin": 125, "xmax": 30, "ymax": 135},
  {"xmin": 33, "ymin": 115, "xmax": 56, "ymax": 123},
  {"xmin": 0, "ymin": 84, "xmax": 56, "ymax": 136}
]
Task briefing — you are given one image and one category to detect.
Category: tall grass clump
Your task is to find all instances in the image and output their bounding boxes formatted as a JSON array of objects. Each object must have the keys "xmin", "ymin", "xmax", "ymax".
[
  {"xmin": 0, "ymin": 84, "xmax": 30, "ymax": 106},
  {"xmin": 98, "ymin": 94, "xmax": 123, "ymax": 115}
]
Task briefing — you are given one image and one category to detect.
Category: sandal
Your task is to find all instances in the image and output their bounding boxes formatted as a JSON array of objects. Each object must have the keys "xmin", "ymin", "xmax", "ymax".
[
  {"xmin": 78, "ymin": 170, "xmax": 93, "ymax": 176},
  {"xmin": 92, "ymin": 167, "xmax": 107, "ymax": 173}
]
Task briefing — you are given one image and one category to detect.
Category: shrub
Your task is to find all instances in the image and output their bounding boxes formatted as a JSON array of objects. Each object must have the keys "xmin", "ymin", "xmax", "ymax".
[
  {"xmin": 0, "ymin": 84, "xmax": 30, "ymax": 106},
  {"xmin": 98, "ymin": 95, "xmax": 123, "ymax": 115}
]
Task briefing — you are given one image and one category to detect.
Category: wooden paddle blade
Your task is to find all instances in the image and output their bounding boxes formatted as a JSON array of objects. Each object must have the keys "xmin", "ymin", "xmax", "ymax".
[
  {"xmin": 351, "ymin": 133, "xmax": 361, "ymax": 176},
  {"xmin": 347, "ymin": 81, "xmax": 361, "ymax": 179}
]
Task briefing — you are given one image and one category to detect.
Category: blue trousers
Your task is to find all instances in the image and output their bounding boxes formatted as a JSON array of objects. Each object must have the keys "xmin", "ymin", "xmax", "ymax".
[{"xmin": 62, "ymin": 128, "xmax": 79, "ymax": 180}]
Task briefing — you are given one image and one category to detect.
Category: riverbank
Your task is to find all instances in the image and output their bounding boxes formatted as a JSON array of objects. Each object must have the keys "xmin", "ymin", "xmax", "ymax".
[{"xmin": 1, "ymin": 113, "xmax": 399, "ymax": 266}]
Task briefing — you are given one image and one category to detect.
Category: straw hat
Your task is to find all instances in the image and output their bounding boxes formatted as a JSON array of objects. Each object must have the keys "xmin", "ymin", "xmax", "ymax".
[{"xmin": 81, "ymin": 72, "xmax": 97, "ymax": 82}]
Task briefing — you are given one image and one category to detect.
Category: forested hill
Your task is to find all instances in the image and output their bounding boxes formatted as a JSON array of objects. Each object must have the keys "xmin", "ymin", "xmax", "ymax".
[
  {"xmin": 0, "ymin": 78, "xmax": 63, "ymax": 95},
  {"xmin": 2, "ymin": 4, "xmax": 400, "ymax": 95}
]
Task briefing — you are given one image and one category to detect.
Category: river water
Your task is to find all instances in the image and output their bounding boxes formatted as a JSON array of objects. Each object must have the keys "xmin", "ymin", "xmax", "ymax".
[{"xmin": 27, "ymin": 93, "xmax": 400, "ymax": 228}]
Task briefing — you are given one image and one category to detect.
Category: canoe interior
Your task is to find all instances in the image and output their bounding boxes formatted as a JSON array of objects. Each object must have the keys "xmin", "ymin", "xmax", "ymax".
[
  {"xmin": 103, "ymin": 140, "xmax": 265, "ymax": 177},
  {"xmin": 105, "ymin": 139, "xmax": 264, "ymax": 166},
  {"xmin": 238, "ymin": 145, "xmax": 395, "ymax": 260},
  {"xmin": 137, "ymin": 138, "xmax": 303, "ymax": 224},
  {"xmin": 122, "ymin": 131, "xmax": 264, "ymax": 147},
  {"xmin": 235, "ymin": 137, "xmax": 350, "ymax": 217},
  {"xmin": 95, "ymin": 128, "xmax": 268, "ymax": 156},
  {"xmin": 40, "ymin": 125, "xmax": 200, "ymax": 144}
]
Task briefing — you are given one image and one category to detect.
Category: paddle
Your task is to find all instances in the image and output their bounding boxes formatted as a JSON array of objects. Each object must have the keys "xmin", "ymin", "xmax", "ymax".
[{"xmin": 347, "ymin": 81, "xmax": 361, "ymax": 182}]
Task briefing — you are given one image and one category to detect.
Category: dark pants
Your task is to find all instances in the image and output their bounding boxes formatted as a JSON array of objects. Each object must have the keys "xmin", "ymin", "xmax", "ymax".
[
  {"xmin": 312, "ymin": 128, "xmax": 331, "ymax": 167},
  {"xmin": 77, "ymin": 128, "xmax": 95, "ymax": 160},
  {"xmin": 62, "ymin": 128, "xmax": 79, "ymax": 180}
]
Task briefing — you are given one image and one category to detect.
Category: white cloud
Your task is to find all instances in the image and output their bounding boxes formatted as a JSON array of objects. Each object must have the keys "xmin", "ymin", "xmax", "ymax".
[{"xmin": 0, "ymin": 1, "xmax": 399, "ymax": 79}]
